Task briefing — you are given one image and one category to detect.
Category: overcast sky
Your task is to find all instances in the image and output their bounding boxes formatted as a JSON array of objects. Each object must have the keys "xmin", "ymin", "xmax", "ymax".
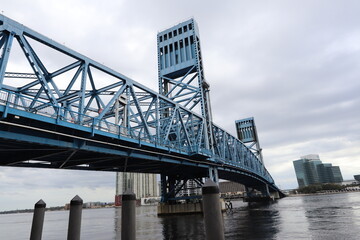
[{"xmin": 1, "ymin": 0, "xmax": 359, "ymax": 211}]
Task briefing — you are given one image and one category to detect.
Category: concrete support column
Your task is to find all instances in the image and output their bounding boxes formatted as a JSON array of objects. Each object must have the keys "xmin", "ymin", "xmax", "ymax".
[
  {"xmin": 121, "ymin": 190, "xmax": 136, "ymax": 240},
  {"xmin": 30, "ymin": 199, "xmax": 46, "ymax": 240},
  {"xmin": 202, "ymin": 179, "xmax": 225, "ymax": 240},
  {"xmin": 208, "ymin": 167, "xmax": 219, "ymax": 183},
  {"xmin": 67, "ymin": 195, "xmax": 83, "ymax": 240}
]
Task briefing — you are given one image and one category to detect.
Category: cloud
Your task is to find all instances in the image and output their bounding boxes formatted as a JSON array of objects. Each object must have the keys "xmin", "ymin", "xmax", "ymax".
[{"xmin": 0, "ymin": 167, "xmax": 115, "ymax": 210}]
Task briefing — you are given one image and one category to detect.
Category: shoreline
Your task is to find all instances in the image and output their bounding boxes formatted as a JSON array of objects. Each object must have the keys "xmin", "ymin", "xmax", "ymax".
[{"xmin": 288, "ymin": 189, "xmax": 360, "ymax": 197}]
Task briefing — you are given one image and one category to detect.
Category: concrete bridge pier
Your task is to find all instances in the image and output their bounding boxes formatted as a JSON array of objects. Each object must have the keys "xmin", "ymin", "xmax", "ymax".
[
  {"xmin": 244, "ymin": 184, "xmax": 275, "ymax": 202},
  {"xmin": 157, "ymin": 168, "xmax": 225, "ymax": 216},
  {"xmin": 158, "ymin": 173, "xmax": 204, "ymax": 215},
  {"xmin": 202, "ymin": 179, "xmax": 225, "ymax": 240}
]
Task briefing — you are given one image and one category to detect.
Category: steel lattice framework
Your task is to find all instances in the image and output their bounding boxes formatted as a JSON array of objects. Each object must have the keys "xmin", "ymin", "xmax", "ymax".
[{"xmin": 0, "ymin": 15, "xmax": 282, "ymax": 196}]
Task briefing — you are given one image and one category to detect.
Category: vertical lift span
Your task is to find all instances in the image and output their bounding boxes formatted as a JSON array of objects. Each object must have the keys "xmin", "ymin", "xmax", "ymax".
[
  {"xmin": 157, "ymin": 19, "xmax": 217, "ymax": 204},
  {"xmin": 236, "ymin": 117, "xmax": 278, "ymax": 201}
]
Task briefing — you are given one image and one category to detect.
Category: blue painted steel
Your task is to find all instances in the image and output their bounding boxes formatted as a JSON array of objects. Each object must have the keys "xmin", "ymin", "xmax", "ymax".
[
  {"xmin": 0, "ymin": 15, "xmax": 281, "ymax": 194},
  {"xmin": 236, "ymin": 117, "xmax": 264, "ymax": 163},
  {"xmin": 158, "ymin": 19, "xmax": 214, "ymax": 152}
]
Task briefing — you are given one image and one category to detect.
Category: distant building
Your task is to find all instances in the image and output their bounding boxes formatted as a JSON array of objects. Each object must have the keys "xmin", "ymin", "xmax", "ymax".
[
  {"xmin": 293, "ymin": 154, "xmax": 322, "ymax": 187},
  {"xmin": 219, "ymin": 181, "xmax": 245, "ymax": 194},
  {"xmin": 115, "ymin": 172, "xmax": 158, "ymax": 206},
  {"xmin": 293, "ymin": 154, "xmax": 343, "ymax": 188},
  {"xmin": 317, "ymin": 164, "xmax": 343, "ymax": 183}
]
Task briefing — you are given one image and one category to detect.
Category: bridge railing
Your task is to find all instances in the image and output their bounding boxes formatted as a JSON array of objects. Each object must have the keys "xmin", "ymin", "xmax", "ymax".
[
  {"xmin": 0, "ymin": 88, "xmax": 202, "ymax": 153},
  {"xmin": 212, "ymin": 123, "xmax": 274, "ymax": 184},
  {"xmin": 0, "ymin": 89, "xmax": 153, "ymax": 143},
  {"xmin": 0, "ymin": 87, "xmax": 274, "ymax": 183}
]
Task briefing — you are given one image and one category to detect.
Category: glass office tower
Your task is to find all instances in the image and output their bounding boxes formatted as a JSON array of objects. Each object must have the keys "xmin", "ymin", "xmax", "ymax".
[{"xmin": 293, "ymin": 154, "xmax": 343, "ymax": 188}]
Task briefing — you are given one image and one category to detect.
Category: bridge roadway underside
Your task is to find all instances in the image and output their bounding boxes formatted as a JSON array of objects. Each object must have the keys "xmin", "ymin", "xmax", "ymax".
[{"xmin": 0, "ymin": 114, "xmax": 274, "ymax": 189}]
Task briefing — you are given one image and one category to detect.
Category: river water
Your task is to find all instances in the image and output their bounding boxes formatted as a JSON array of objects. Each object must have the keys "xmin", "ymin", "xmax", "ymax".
[{"xmin": 0, "ymin": 192, "xmax": 359, "ymax": 239}]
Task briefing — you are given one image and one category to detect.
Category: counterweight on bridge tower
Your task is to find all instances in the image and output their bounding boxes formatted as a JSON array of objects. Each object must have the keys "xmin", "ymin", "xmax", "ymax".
[
  {"xmin": 235, "ymin": 117, "xmax": 264, "ymax": 163},
  {"xmin": 157, "ymin": 19, "xmax": 214, "ymax": 152}
]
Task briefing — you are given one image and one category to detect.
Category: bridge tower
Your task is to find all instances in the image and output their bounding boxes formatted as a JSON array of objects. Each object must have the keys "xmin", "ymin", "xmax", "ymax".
[
  {"xmin": 157, "ymin": 19, "xmax": 217, "ymax": 202},
  {"xmin": 235, "ymin": 117, "xmax": 263, "ymax": 163},
  {"xmin": 157, "ymin": 19, "xmax": 213, "ymax": 151},
  {"xmin": 236, "ymin": 117, "xmax": 275, "ymax": 201}
]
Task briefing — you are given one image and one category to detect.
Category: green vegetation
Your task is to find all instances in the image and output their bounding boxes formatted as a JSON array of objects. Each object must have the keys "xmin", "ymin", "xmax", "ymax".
[
  {"xmin": 0, "ymin": 206, "xmax": 64, "ymax": 215},
  {"xmin": 297, "ymin": 183, "xmax": 345, "ymax": 194}
]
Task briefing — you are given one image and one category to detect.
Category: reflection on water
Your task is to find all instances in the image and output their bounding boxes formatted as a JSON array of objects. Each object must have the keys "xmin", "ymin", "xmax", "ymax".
[
  {"xmin": 276, "ymin": 196, "xmax": 311, "ymax": 239},
  {"xmin": 114, "ymin": 206, "xmax": 164, "ymax": 240},
  {"xmin": 302, "ymin": 194, "xmax": 360, "ymax": 240},
  {"xmin": 160, "ymin": 213, "xmax": 206, "ymax": 240},
  {"xmin": 0, "ymin": 193, "xmax": 360, "ymax": 239},
  {"xmin": 224, "ymin": 201, "xmax": 280, "ymax": 239}
]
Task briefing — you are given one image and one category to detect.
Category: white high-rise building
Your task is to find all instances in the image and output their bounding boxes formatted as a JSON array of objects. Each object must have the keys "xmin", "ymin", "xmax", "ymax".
[{"xmin": 115, "ymin": 172, "xmax": 158, "ymax": 205}]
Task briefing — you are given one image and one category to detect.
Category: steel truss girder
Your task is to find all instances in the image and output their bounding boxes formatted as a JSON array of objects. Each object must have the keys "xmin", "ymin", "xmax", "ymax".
[
  {"xmin": 160, "ymin": 173, "xmax": 204, "ymax": 202},
  {"xmin": 0, "ymin": 15, "xmax": 276, "ymax": 187}
]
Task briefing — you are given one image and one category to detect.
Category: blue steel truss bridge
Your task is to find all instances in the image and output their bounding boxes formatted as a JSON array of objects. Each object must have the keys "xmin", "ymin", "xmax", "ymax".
[{"xmin": 0, "ymin": 15, "xmax": 284, "ymax": 201}]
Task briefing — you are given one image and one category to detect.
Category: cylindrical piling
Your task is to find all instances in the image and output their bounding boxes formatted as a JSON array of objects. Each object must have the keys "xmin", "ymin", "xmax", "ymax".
[
  {"xmin": 202, "ymin": 179, "xmax": 225, "ymax": 240},
  {"xmin": 30, "ymin": 199, "xmax": 46, "ymax": 240},
  {"xmin": 121, "ymin": 190, "xmax": 136, "ymax": 240},
  {"xmin": 67, "ymin": 195, "xmax": 83, "ymax": 240}
]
